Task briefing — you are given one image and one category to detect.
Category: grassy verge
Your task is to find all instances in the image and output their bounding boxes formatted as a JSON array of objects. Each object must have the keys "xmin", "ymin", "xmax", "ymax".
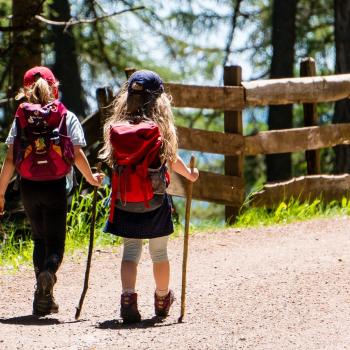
[
  {"xmin": 235, "ymin": 197, "xmax": 350, "ymax": 227},
  {"xmin": 0, "ymin": 222, "xmax": 33, "ymax": 270},
  {"xmin": 1, "ymin": 188, "xmax": 350, "ymax": 269}
]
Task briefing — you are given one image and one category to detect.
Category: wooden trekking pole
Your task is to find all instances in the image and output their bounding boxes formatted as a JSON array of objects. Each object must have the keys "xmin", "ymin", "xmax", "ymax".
[
  {"xmin": 75, "ymin": 162, "xmax": 102, "ymax": 320},
  {"xmin": 178, "ymin": 155, "xmax": 195, "ymax": 323}
]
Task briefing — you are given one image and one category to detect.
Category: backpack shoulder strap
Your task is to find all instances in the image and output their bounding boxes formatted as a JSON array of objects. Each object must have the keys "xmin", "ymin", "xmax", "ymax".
[
  {"xmin": 45, "ymin": 100, "xmax": 68, "ymax": 131},
  {"xmin": 14, "ymin": 103, "xmax": 29, "ymax": 129}
]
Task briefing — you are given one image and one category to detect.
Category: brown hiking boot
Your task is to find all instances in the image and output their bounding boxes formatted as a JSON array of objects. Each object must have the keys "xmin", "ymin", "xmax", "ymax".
[
  {"xmin": 32, "ymin": 271, "xmax": 59, "ymax": 316},
  {"xmin": 154, "ymin": 289, "xmax": 175, "ymax": 317},
  {"xmin": 120, "ymin": 292, "xmax": 141, "ymax": 324}
]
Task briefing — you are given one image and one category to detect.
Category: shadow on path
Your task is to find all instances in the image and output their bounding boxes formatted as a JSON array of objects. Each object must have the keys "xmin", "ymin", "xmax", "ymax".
[
  {"xmin": 0, "ymin": 315, "xmax": 60, "ymax": 326},
  {"xmin": 0, "ymin": 315, "xmax": 84, "ymax": 326},
  {"xmin": 97, "ymin": 316, "xmax": 177, "ymax": 330}
]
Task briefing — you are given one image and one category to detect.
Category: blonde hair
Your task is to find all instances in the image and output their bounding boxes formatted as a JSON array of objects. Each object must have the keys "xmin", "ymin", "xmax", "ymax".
[
  {"xmin": 99, "ymin": 83, "xmax": 178, "ymax": 167},
  {"xmin": 16, "ymin": 77, "xmax": 57, "ymax": 105}
]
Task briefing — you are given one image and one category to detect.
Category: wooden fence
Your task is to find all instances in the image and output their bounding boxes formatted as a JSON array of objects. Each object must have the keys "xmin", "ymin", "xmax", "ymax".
[{"xmin": 84, "ymin": 59, "xmax": 350, "ymax": 223}]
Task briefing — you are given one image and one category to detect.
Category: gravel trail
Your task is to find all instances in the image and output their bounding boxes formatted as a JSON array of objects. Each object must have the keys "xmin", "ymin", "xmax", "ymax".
[{"xmin": 1, "ymin": 217, "xmax": 350, "ymax": 349}]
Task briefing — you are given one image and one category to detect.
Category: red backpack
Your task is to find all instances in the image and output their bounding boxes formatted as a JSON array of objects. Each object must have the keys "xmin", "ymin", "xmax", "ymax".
[
  {"xmin": 109, "ymin": 121, "xmax": 170, "ymax": 221},
  {"xmin": 13, "ymin": 100, "xmax": 75, "ymax": 181}
]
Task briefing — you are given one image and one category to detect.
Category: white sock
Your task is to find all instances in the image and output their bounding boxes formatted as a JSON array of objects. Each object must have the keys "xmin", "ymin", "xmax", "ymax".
[
  {"xmin": 156, "ymin": 288, "xmax": 169, "ymax": 297},
  {"xmin": 122, "ymin": 288, "xmax": 135, "ymax": 295}
]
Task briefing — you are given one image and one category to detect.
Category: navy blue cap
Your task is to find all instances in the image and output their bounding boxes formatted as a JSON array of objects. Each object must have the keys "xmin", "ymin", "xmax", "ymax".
[{"xmin": 128, "ymin": 70, "xmax": 164, "ymax": 95}]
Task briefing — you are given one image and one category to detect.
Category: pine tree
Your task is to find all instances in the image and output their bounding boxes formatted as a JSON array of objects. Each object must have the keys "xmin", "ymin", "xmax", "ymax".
[{"xmin": 333, "ymin": 0, "xmax": 350, "ymax": 173}]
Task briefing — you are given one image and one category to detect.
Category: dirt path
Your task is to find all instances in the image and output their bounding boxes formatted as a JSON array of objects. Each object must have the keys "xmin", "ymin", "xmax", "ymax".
[{"xmin": 1, "ymin": 217, "xmax": 350, "ymax": 349}]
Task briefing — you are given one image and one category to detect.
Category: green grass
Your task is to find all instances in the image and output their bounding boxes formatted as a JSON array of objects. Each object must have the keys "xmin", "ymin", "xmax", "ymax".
[
  {"xmin": 0, "ymin": 185, "xmax": 121, "ymax": 270},
  {"xmin": 0, "ymin": 222, "xmax": 33, "ymax": 269},
  {"xmin": 235, "ymin": 197, "xmax": 350, "ymax": 227},
  {"xmin": 2, "ymin": 189, "xmax": 350, "ymax": 270},
  {"xmin": 64, "ymin": 185, "xmax": 122, "ymax": 254}
]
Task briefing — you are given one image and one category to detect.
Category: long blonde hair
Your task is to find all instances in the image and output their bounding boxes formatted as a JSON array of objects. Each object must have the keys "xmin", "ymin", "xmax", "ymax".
[
  {"xmin": 99, "ymin": 83, "xmax": 178, "ymax": 167},
  {"xmin": 16, "ymin": 77, "xmax": 57, "ymax": 105}
]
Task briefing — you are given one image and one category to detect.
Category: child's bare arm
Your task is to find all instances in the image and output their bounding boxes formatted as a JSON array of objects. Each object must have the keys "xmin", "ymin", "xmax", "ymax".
[
  {"xmin": 0, "ymin": 145, "xmax": 16, "ymax": 214},
  {"xmin": 170, "ymin": 154, "xmax": 199, "ymax": 182},
  {"xmin": 74, "ymin": 146, "xmax": 104, "ymax": 186}
]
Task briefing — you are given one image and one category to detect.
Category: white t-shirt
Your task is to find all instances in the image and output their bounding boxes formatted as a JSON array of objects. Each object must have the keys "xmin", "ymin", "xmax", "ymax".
[{"xmin": 5, "ymin": 110, "xmax": 86, "ymax": 147}]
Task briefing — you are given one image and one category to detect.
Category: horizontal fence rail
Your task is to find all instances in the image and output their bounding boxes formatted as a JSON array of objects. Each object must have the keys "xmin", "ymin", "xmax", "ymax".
[
  {"xmin": 177, "ymin": 126, "xmax": 244, "ymax": 156},
  {"xmin": 167, "ymin": 170, "xmax": 244, "ymax": 206},
  {"xmin": 244, "ymin": 123, "xmax": 350, "ymax": 155},
  {"xmin": 177, "ymin": 123, "xmax": 350, "ymax": 156},
  {"xmin": 249, "ymin": 174, "xmax": 350, "ymax": 207},
  {"xmin": 165, "ymin": 83, "xmax": 245, "ymax": 110},
  {"xmin": 166, "ymin": 73, "xmax": 350, "ymax": 109},
  {"xmin": 243, "ymin": 74, "xmax": 350, "ymax": 106}
]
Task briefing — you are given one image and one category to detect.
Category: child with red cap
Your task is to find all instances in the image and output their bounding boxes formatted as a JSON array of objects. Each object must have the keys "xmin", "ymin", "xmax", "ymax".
[{"xmin": 0, "ymin": 66, "xmax": 103, "ymax": 316}]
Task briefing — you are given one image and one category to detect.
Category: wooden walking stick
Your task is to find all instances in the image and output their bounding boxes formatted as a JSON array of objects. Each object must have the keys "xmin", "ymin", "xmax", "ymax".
[
  {"xmin": 75, "ymin": 162, "xmax": 101, "ymax": 320},
  {"xmin": 178, "ymin": 155, "xmax": 195, "ymax": 323}
]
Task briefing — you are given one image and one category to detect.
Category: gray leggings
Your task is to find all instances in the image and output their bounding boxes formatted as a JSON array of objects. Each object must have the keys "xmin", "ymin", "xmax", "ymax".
[{"xmin": 122, "ymin": 236, "xmax": 169, "ymax": 264}]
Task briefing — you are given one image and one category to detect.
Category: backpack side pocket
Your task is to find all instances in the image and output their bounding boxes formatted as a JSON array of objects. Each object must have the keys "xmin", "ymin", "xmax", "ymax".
[{"xmin": 148, "ymin": 165, "xmax": 167, "ymax": 194}]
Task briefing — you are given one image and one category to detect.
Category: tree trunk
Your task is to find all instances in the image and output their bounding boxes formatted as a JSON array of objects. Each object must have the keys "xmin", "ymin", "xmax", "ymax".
[
  {"xmin": 50, "ymin": 0, "xmax": 86, "ymax": 117},
  {"xmin": 266, "ymin": 0, "xmax": 297, "ymax": 182},
  {"xmin": 333, "ymin": 0, "xmax": 350, "ymax": 173},
  {"xmin": 10, "ymin": 0, "xmax": 42, "ymax": 96}
]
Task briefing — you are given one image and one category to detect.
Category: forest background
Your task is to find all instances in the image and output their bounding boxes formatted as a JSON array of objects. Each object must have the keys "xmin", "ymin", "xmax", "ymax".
[{"xmin": 0, "ymin": 0, "xmax": 349, "ymax": 221}]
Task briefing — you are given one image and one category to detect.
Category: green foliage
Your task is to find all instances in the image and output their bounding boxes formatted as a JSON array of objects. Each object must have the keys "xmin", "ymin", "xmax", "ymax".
[
  {"xmin": 241, "ymin": 0, "xmax": 272, "ymax": 79},
  {"xmin": 65, "ymin": 184, "xmax": 122, "ymax": 252},
  {"xmin": 0, "ymin": 220, "xmax": 33, "ymax": 270},
  {"xmin": 235, "ymin": 197, "xmax": 350, "ymax": 227},
  {"xmin": 0, "ymin": 0, "xmax": 11, "ymax": 100},
  {"xmin": 296, "ymin": 0, "xmax": 334, "ymax": 68},
  {"xmin": 0, "ymin": 185, "xmax": 121, "ymax": 269}
]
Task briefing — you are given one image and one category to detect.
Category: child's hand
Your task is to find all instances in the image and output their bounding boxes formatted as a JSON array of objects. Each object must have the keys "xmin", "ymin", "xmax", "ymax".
[
  {"xmin": 89, "ymin": 173, "xmax": 105, "ymax": 187},
  {"xmin": 188, "ymin": 167, "xmax": 199, "ymax": 182}
]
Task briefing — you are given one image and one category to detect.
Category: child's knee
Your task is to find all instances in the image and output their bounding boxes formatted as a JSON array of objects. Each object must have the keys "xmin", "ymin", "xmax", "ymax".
[
  {"xmin": 150, "ymin": 249, "xmax": 168, "ymax": 263},
  {"xmin": 122, "ymin": 238, "xmax": 143, "ymax": 264},
  {"xmin": 149, "ymin": 236, "xmax": 169, "ymax": 263}
]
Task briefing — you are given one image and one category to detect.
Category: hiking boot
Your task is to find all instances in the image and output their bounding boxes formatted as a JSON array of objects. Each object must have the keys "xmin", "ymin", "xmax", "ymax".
[
  {"xmin": 32, "ymin": 271, "xmax": 59, "ymax": 316},
  {"xmin": 154, "ymin": 289, "xmax": 175, "ymax": 317},
  {"xmin": 120, "ymin": 292, "xmax": 141, "ymax": 324}
]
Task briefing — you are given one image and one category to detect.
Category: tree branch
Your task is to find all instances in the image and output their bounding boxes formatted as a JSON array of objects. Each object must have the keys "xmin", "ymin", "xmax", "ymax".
[
  {"xmin": 35, "ymin": 6, "xmax": 144, "ymax": 29},
  {"xmin": 0, "ymin": 0, "xmax": 46, "ymax": 32},
  {"xmin": 223, "ymin": 0, "xmax": 244, "ymax": 67}
]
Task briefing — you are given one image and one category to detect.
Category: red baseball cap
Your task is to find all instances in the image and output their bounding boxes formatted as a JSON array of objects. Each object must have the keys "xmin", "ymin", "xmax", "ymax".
[
  {"xmin": 23, "ymin": 66, "xmax": 58, "ymax": 98},
  {"xmin": 23, "ymin": 66, "xmax": 57, "ymax": 87}
]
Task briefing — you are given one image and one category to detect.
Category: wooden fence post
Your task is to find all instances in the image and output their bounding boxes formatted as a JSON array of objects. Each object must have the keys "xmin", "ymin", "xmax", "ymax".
[
  {"xmin": 125, "ymin": 67, "xmax": 137, "ymax": 78},
  {"xmin": 224, "ymin": 66, "xmax": 244, "ymax": 224},
  {"xmin": 300, "ymin": 58, "xmax": 321, "ymax": 174}
]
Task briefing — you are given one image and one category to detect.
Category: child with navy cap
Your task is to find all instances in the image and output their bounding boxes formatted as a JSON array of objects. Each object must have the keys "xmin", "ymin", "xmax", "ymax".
[{"xmin": 99, "ymin": 70, "xmax": 199, "ymax": 323}]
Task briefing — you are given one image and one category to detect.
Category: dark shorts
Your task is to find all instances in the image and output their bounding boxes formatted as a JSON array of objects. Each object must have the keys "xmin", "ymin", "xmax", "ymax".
[{"xmin": 104, "ymin": 194, "xmax": 174, "ymax": 239}]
